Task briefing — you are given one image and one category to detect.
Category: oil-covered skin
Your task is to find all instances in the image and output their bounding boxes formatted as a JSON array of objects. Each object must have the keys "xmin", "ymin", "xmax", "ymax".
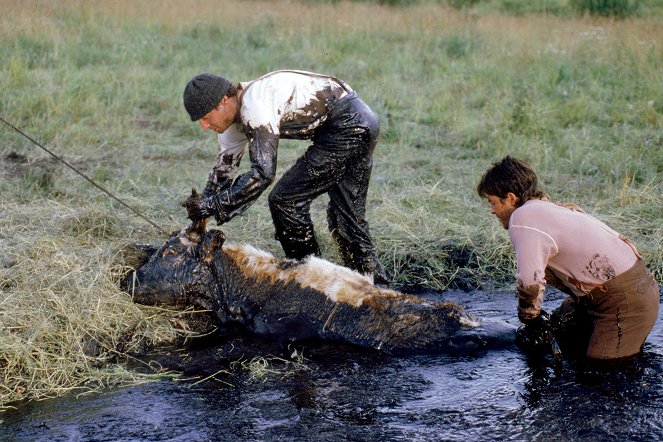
[{"xmin": 123, "ymin": 223, "xmax": 516, "ymax": 355}]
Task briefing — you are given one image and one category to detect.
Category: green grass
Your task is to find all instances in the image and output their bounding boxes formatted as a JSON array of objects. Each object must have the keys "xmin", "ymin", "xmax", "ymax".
[{"xmin": 1, "ymin": 0, "xmax": 662, "ymax": 407}]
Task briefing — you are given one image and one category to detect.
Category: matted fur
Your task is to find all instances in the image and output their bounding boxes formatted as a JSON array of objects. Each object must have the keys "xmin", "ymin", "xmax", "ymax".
[
  {"xmin": 224, "ymin": 243, "xmax": 426, "ymax": 308},
  {"xmin": 223, "ymin": 244, "xmax": 462, "ymax": 314}
]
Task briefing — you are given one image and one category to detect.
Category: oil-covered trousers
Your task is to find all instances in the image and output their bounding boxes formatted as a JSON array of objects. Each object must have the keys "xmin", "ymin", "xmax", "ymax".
[
  {"xmin": 582, "ymin": 259, "xmax": 659, "ymax": 359},
  {"xmin": 267, "ymin": 92, "xmax": 382, "ymax": 278},
  {"xmin": 556, "ymin": 259, "xmax": 660, "ymax": 359}
]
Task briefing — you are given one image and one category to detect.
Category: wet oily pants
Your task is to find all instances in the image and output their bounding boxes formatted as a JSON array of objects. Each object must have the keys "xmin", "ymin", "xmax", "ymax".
[
  {"xmin": 267, "ymin": 93, "xmax": 382, "ymax": 278},
  {"xmin": 581, "ymin": 259, "xmax": 659, "ymax": 359}
]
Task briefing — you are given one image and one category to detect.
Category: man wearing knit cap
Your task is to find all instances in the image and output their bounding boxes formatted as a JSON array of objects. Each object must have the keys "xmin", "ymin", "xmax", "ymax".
[{"xmin": 181, "ymin": 70, "xmax": 387, "ymax": 284}]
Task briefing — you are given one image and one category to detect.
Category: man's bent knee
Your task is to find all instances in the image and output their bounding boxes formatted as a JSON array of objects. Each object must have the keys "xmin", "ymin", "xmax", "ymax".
[{"xmin": 268, "ymin": 187, "xmax": 288, "ymax": 212}]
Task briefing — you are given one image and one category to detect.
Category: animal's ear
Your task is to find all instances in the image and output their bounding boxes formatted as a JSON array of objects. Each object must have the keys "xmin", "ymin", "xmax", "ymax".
[
  {"xmin": 200, "ymin": 229, "xmax": 226, "ymax": 264},
  {"xmin": 181, "ymin": 187, "xmax": 208, "ymax": 239},
  {"xmin": 189, "ymin": 188, "xmax": 209, "ymax": 235}
]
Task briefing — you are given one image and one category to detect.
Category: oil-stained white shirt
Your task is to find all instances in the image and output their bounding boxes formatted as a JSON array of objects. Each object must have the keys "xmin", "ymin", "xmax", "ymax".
[
  {"xmin": 509, "ymin": 199, "xmax": 638, "ymax": 317},
  {"xmin": 207, "ymin": 70, "xmax": 352, "ymax": 187}
]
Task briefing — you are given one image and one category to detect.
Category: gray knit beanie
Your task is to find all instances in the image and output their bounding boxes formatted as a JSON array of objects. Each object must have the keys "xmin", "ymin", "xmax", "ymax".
[{"xmin": 183, "ymin": 73, "xmax": 231, "ymax": 121}]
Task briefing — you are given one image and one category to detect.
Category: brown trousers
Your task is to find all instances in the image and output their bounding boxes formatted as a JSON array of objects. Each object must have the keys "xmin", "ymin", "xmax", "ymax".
[{"xmin": 579, "ymin": 259, "xmax": 659, "ymax": 359}]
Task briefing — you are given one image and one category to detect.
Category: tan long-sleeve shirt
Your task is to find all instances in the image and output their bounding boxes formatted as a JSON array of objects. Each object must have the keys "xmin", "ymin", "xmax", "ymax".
[{"xmin": 508, "ymin": 199, "xmax": 639, "ymax": 319}]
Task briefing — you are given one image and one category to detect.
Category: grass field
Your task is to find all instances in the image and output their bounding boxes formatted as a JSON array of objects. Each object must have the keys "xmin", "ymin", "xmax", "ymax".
[{"xmin": 1, "ymin": 0, "xmax": 662, "ymax": 407}]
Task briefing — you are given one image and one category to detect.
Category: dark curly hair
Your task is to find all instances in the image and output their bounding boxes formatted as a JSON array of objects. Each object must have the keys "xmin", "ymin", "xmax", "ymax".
[
  {"xmin": 477, "ymin": 156, "xmax": 547, "ymax": 207},
  {"xmin": 226, "ymin": 83, "xmax": 239, "ymax": 98}
]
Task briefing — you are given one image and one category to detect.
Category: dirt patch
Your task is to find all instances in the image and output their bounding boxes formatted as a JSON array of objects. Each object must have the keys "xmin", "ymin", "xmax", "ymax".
[{"xmin": 388, "ymin": 240, "xmax": 493, "ymax": 293}]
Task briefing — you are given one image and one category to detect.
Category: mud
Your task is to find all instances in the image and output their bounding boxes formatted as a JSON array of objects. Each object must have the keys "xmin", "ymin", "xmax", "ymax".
[{"xmin": 2, "ymin": 288, "xmax": 662, "ymax": 442}]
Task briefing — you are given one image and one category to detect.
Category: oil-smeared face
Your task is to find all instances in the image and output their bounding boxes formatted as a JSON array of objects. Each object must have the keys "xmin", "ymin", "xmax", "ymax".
[{"xmin": 128, "ymin": 227, "xmax": 224, "ymax": 307}]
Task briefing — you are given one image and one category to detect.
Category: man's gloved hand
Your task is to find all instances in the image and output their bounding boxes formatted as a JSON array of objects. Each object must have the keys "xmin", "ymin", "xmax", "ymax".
[
  {"xmin": 518, "ymin": 309, "xmax": 550, "ymax": 328},
  {"xmin": 181, "ymin": 189, "xmax": 216, "ymax": 221},
  {"xmin": 515, "ymin": 309, "xmax": 562, "ymax": 358},
  {"xmin": 516, "ymin": 310, "xmax": 550, "ymax": 351}
]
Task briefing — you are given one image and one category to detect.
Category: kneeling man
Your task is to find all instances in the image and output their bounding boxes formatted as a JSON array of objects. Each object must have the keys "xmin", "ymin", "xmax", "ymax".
[{"xmin": 477, "ymin": 155, "xmax": 659, "ymax": 360}]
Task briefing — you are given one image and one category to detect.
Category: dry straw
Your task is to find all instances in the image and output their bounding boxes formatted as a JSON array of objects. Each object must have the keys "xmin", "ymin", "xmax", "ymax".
[{"xmin": 0, "ymin": 201, "xmax": 179, "ymax": 408}]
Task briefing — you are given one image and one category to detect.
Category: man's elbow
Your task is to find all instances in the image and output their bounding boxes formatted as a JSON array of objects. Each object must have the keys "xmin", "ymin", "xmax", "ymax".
[{"xmin": 251, "ymin": 166, "xmax": 276, "ymax": 189}]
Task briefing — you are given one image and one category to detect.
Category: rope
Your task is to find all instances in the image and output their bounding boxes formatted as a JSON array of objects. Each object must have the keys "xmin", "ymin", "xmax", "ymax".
[{"xmin": 0, "ymin": 116, "xmax": 167, "ymax": 235}]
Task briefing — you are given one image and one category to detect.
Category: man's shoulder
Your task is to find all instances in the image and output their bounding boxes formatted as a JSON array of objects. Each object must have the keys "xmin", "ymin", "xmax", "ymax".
[
  {"xmin": 516, "ymin": 199, "xmax": 553, "ymax": 212},
  {"xmin": 511, "ymin": 200, "xmax": 557, "ymax": 224},
  {"xmin": 247, "ymin": 70, "xmax": 321, "ymax": 87}
]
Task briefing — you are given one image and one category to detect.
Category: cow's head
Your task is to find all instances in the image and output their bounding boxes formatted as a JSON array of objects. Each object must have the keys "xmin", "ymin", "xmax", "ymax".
[{"xmin": 123, "ymin": 219, "xmax": 225, "ymax": 311}]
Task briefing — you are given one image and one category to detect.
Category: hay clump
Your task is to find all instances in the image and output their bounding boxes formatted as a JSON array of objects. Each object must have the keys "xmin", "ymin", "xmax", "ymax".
[{"xmin": 0, "ymin": 203, "xmax": 179, "ymax": 409}]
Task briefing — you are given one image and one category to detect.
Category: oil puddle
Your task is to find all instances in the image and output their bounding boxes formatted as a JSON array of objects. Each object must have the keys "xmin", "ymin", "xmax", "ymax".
[{"xmin": 2, "ymin": 288, "xmax": 662, "ymax": 441}]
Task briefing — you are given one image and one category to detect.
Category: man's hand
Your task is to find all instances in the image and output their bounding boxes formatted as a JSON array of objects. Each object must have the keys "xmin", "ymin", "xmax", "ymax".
[
  {"xmin": 518, "ymin": 309, "xmax": 549, "ymax": 327},
  {"xmin": 515, "ymin": 309, "xmax": 563, "ymax": 359},
  {"xmin": 181, "ymin": 188, "xmax": 216, "ymax": 221}
]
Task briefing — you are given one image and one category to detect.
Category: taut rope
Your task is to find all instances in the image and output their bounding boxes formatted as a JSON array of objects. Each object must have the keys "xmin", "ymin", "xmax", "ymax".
[{"xmin": 1, "ymin": 116, "xmax": 167, "ymax": 235}]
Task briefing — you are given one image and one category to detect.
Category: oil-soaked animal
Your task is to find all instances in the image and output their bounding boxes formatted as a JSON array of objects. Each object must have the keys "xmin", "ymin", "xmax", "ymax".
[{"xmin": 121, "ymin": 221, "xmax": 517, "ymax": 356}]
